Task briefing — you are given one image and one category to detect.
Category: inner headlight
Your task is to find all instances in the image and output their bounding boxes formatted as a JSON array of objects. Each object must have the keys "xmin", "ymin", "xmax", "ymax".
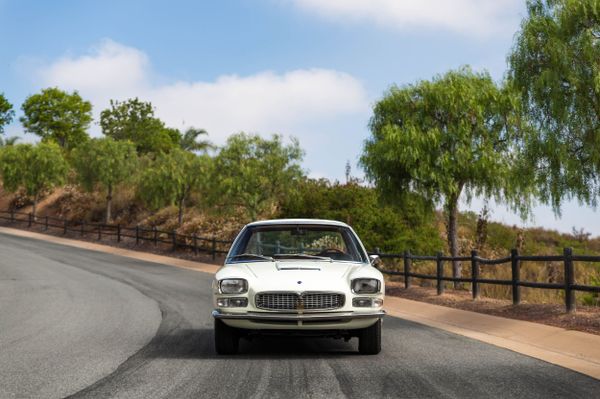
[
  {"xmin": 219, "ymin": 278, "xmax": 248, "ymax": 294},
  {"xmin": 352, "ymin": 278, "xmax": 380, "ymax": 294}
]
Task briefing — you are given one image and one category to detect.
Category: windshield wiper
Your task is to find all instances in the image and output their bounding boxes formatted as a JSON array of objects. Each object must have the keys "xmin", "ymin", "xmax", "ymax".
[
  {"xmin": 272, "ymin": 253, "xmax": 332, "ymax": 261},
  {"xmin": 228, "ymin": 253, "xmax": 274, "ymax": 262}
]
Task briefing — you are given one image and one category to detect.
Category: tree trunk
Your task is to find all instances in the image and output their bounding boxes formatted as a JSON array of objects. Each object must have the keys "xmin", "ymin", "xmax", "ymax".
[
  {"xmin": 446, "ymin": 194, "xmax": 461, "ymax": 289},
  {"xmin": 178, "ymin": 197, "xmax": 184, "ymax": 226},
  {"xmin": 105, "ymin": 184, "xmax": 113, "ymax": 224},
  {"xmin": 32, "ymin": 192, "xmax": 39, "ymax": 221}
]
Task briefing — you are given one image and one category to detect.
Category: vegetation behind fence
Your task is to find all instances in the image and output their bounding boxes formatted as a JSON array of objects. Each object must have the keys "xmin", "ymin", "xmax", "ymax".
[
  {"xmin": 0, "ymin": 210, "xmax": 232, "ymax": 260},
  {"xmin": 2, "ymin": 209, "xmax": 599, "ymax": 313},
  {"xmin": 372, "ymin": 249, "xmax": 600, "ymax": 313}
]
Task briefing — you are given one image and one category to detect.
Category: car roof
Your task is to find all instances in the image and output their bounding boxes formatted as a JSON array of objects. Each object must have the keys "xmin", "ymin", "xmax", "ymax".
[{"xmin": 245, "ymin": 218, "xmax": 350, "ymax": 228}]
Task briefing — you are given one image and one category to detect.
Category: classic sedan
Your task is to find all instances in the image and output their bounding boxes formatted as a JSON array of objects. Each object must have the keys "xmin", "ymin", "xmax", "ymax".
[{"xmin": 212, "ymin": 219, "xmax": 385, "ymax": 355}]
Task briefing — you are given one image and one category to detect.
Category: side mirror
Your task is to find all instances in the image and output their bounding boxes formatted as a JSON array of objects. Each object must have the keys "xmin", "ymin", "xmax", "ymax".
[{"xmin": 369, "ymin": 254, "xmax": 382, "ymax": 268}]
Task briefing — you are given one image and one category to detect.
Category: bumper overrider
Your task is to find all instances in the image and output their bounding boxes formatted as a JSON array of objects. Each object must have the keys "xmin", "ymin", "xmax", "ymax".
[{"xmin": 212, "ymin": 310, "xmax": 386, "ymax": 321}]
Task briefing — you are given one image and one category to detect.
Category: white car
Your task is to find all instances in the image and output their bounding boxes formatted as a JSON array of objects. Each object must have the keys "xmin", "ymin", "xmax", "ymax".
[{"xmin": 212, "ymin": 219, "xmax": 385, "ymax": 355}]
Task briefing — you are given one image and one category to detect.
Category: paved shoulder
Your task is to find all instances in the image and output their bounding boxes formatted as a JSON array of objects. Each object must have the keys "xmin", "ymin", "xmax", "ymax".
[{"xmin": 0, "ymin": 233, "xmax": 161, "ymax": 399}]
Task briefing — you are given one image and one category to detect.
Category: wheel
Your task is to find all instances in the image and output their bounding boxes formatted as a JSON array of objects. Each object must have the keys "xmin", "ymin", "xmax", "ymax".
[
  {"xmin": 358, "ymin": 319, "xmax": 381, "ymax": 355},
  {"xmin": 214, "ymin": 319, "xmax": 239, "ymax": 355}
]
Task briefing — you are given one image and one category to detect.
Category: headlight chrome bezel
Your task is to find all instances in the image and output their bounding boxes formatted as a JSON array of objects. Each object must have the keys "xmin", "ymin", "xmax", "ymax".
[
  {"xmin": 219, "ymin": 278, "xmax": 248, "ymax": 294},
  {"xmin": 351, "ymin": 278, "xmax": 381, "ymax": 294}
]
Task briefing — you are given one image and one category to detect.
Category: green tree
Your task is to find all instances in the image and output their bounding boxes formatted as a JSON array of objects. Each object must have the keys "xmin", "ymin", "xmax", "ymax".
[
  {"xmin": 100, "ymin": 98, "xmax": 179, "ymax": 154},
  {"xmin": 0, "ymin": 93, "xmax": 15, "ymax": 135},
  {"xmin": 138, "ymin": 148, "xmax": 211, "ymax": 226},
  {"xmin": 71, "ymin": 138, "xmax": 138, "ymax": 223},
  {"xmin": 211, "ymin": 133, "xmax": 304, "ymax": 221},
  {"xmin": 0, "ymin": 142, "xmax": 68, "ymax": 218},
  {"xmin": 280, "ymin": 178, "xmax": 443, "ymax": 254},
  {"xmin": 20, "ymin": 88, "xmax": 92, "ymax": 149},
  {"xmin": 361, "ymin": 67, "xmax": 525, "ymax": 282},
  {"xmin": 179, "ymin": 127, "xmax": 213, "ymax": 152},
  {"xmin": 508, "ymin": 0, "xmax": 600, "ymax": 211}
]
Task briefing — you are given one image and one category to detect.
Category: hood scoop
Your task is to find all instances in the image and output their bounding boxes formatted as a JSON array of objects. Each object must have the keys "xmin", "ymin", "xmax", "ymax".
[{"xmin": 276, "ymin": 264, "xmax": 321, "ymax": 271}]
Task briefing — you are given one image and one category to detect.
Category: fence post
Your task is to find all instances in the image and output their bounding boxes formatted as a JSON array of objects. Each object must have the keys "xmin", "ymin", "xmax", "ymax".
[
  {"xmin": 172, "ymin": 230, "xmax": 177, "ymax": 251},
  {"xmin": 45, "ymin": 216, "xmax": 49, "ymax": 231},
  {"xmin": 98, "ymin": 224, "xmax": 102, "ymax": 240},
  {"xmin": 63, "ymin": 219, "xmax": 68, "ymax": 235},
  {"xmin": 511, "ymin": 249, "xmax": 521, "ymax": 305},
  {"xmin": 28, "ymin": 212, "xmax": 33, "ymax": 227},
  {"xmin": 212, "ymin": 237, "xmax": 217, "ymax": 261},
  {"xmin": 404, "ymin": 250, "xmax": 411, "ymax": 289},
  {"xmin": 10, "ymin": 209, "xmax": 14, "ymax": 222},
  {"xmin": 153, "ymin": 226, "xmax": 158, "ymax": 246},
  {"xmin": 471, "ymin": 250, "xmax": 480, "ymax": 300},
  {"xmin": 564, "ymin": 247, "xmax": 575, "ymax": 313},
  {"xmin": 81, "ymin": 221, "xmax": 85, "ymax": 237},
  {"xmin": 117, "ymin": 224, "xmax": 121, "ymax": 243},
  {"xmin": 135, "ymin": 225, "xmax": 140, "ymax": 245},
  {"xmin": 193, "ymin": 234, "xmax": 198, "ymax": 255},
  {"xmin": 436, "ymin": 251, "xmax": 444, "ymax": 295}
]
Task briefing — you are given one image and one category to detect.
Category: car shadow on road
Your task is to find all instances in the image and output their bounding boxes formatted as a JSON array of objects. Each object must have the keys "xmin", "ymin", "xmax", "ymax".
[{"xmin": 145, "ymin": 328, "xmax": 360, "ymax": 360}]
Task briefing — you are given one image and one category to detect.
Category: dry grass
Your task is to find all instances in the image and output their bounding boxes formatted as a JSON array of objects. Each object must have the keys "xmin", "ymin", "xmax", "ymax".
[{"xmin": 1, "ymin": 185, "xmax": 599, "ymax": 306}]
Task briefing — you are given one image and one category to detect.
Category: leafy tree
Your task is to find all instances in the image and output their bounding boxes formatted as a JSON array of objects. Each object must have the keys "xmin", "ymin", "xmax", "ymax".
[
  {"xmin": 211, "ymin": 133, "xmax": 304, "ymax": 221},
  {"xmin": 280, "ymin": 178, "xmax": 443, "ymax": 254},
  {"xmin": 361, "ymin": 67, "xmax": 525, "ymax": 282},
  {"xmin": 0, "ymin": 93, "xmax": 15, "ymax": 134},
  {"xmin": 0, "ymin": 142, "xmax": 68, "ymax": 218},
  {"xmin": 71, "ymin": 138, "xmax": 138, "ymax": 223},
  {"xmin": 138, "ymin": 148, "xmax": 211, "ymax": 226},
  {"xmin": 100, "ymin": 98, "xmax": 180, "ymax": 154},
  {"xmin": 179, "ymin": 127, "xmax": 213, "ymax": 152},
  {"xmin": 508, "ymin": 0, "xmax": 600, "ymax": 211},
  {"xmin": 20, "ymin": 88, "xmax": 92, "ymax": 149}
]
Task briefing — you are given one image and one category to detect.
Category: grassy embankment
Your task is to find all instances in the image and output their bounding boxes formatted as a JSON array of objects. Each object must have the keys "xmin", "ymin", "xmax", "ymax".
[{"xmin": 2, "ymin": 185, "xmax": 598, "ymax": 306}]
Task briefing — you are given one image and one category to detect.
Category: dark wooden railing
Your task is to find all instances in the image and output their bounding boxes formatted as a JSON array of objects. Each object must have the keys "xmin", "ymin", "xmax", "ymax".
[
  {"xmin": 2, "ymin": 209, "xmax": 598, "ymax": 313},
  {"xmin": 0, "ymin": 210, "xmax": 232, "ymax": 260},
  {"xmin": 371, "ymin": 248, "xmax": 600, "ymax": 313}
]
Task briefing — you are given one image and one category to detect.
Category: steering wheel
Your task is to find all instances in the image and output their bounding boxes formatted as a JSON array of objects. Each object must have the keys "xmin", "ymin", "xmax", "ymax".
[{"xmin": 316, "ymin": 248, "xmax": 351, "ymax": 260}]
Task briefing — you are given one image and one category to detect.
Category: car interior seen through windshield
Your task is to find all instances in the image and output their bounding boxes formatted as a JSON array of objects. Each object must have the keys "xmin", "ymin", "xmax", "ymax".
[{"xmin": 228, "ymin": 225, "xmax": 367, "ymax": 263}]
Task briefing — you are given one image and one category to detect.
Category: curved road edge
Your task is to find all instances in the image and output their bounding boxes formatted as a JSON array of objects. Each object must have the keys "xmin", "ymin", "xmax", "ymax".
[{"xmin": 0, "ymin": 230, "xmax": 162, "ymax": 398}]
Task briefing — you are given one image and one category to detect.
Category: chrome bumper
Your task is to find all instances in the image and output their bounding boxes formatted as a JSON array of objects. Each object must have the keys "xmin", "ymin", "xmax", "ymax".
[{"xmin": 212, "ymin": 310, "xmax": 385, "ymax": 321}]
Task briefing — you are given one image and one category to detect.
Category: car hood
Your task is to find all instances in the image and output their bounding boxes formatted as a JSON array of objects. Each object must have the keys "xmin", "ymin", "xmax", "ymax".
[{"xmin": 217, "ymin": 260, "xmax": 364, "ymax": 292}]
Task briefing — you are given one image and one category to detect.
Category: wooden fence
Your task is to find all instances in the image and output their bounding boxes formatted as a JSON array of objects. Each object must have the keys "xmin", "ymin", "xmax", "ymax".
[
  {"xmin": 1, "ymin": 209, "xmax": 599, "ymax": 313},
  {"xmin": 371, "ymin": 249, "xmax": 600, "ymax": 313},
  {"xmin": 0, "ymin": 210, "xmax": 232, "ymax": 260}
]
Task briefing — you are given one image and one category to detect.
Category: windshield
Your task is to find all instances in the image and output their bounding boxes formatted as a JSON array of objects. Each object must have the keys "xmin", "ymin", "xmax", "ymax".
[{"xmin": 227, "ymin": 224, "xmax": 367, "ymax": 263}]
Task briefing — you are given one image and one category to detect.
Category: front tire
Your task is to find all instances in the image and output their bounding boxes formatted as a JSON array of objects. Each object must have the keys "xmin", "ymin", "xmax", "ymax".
[
  {"xmin": 214, "ymin": 319, "xmax": 239, "ymax": 355},
  {"xmin": 358, "ymin": 319, "xmax": 381, "ymax": 355}
]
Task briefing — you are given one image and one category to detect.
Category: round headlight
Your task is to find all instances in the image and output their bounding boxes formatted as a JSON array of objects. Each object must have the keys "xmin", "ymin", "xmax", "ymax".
[
  {"xmin": 220, "ymin": 278, "xmax": 248, "ymax": 294},
  {"xmin": 352, "ymin": 278, "xmax": 380, "ymax": 294}
]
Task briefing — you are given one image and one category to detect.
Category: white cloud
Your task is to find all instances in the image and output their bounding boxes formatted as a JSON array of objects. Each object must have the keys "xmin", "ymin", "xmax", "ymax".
[
  {"xmin": 292, "ymin": 0, "xmax": 523, "ymax": 37},
  {"xmin": 35, "ymin": 39, "xmax": 369, "ymax": 143}
]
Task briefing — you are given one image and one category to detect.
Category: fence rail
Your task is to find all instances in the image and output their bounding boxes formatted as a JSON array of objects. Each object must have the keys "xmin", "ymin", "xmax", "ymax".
[
  {"xmin": 2, "ymin": 209, "xmax": 599, "ymax": 313},
  {"xmin": 0, "ymin": 210, "xmax": 232, "ymax": 260},
  {"xmin": 371, "ymin": 248, "xmax": 600, "ymax": 313}
]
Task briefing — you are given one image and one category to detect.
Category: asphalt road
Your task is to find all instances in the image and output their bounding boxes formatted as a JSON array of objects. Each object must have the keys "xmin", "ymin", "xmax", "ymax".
[{"xmin": 1, "ymin": 232, "xmax": 599, "ymax": 399}]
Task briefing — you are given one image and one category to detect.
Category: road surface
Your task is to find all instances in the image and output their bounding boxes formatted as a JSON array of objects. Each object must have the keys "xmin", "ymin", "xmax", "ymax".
[{"xmin": 1, "ymin": 232, "xmax": 598, "ymax": 398}]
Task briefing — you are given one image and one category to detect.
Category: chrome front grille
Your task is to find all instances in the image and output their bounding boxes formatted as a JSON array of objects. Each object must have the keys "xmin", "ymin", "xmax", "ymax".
[{"xmin": 255, "ymin": 292, "xmax": 345, "ymax": 311}]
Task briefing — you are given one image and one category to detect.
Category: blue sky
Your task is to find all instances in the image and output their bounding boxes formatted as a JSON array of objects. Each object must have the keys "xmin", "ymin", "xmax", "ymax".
[{"xmin": 0, "ymin": 0, "xmax": 598, "ymax": 235}]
